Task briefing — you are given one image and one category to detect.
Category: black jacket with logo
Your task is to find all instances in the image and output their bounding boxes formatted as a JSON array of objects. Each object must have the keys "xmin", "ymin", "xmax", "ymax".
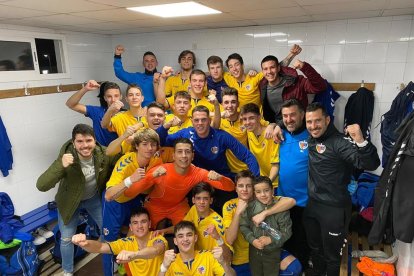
[{"xmin": 308, "ymin": 123, "xmax": 380, "ymax": 207}]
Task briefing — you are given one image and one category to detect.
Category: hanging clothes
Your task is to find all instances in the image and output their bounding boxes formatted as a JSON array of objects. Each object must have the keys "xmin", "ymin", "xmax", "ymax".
[
  {"xmin": 312, "ymin": 80, "xmax": 340, "ymax": 121},
  {"xmin": 0, "ymin": 116, "xmax": 13, "ymax": 177},
  {"xmin": 344, "ymin": 87, "xmax": 375, "ymax": 140},
  {"xmin": 369, "ymin": 112, "xmax": 414, "ymax": 245}
]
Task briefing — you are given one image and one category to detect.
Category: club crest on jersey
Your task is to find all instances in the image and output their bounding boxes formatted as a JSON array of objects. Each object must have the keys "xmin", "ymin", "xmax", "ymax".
[
  {"xmin": 316, "ymin": 143, "xmax": 326, "ymax": 154},
  {"xmin": 211, "ymin": 146, "xmax": 219, "ymax": 154},
  {"xmin": 197, "ymin": 266, "xmax": 206, "ymax": 274},
  {"xmin": 299, "ymin": 140, "xmax": 308, "ymax": 151},
  {"xmin": 245, "ymin": 84, "xmax": 251, "ymax": 91}
]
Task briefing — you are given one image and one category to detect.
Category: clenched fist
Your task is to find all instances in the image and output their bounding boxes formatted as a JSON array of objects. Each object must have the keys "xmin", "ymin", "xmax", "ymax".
[
  {"xmin": 115, "ymin": 45, "xmax": 125, "ymax": 55},
  {"xmin": 62, "ymin": 153, "xmax": 74, "ymax": 168}
]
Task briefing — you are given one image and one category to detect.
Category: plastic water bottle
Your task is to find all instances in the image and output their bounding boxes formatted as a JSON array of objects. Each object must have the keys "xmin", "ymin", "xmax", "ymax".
[{"xmin": 259, "ymin": 222, "xmax": 281, "ymax": 240}]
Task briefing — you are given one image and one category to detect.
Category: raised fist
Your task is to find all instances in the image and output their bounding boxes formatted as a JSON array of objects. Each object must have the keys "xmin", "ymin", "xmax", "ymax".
[
  {"xmin": 292, "ymin": 59, "xmax": 304, "ymax": 70},
  {"xmin": 84, "ymin": 80, "xmax": 100, "ymax": 91},
  {"xmin": 62, "ymin": 153, "xmax": 74, "ymax": 168},
  {"xmin": 115, "ymin": 45, "xmax": 125, "ymax": 55}
]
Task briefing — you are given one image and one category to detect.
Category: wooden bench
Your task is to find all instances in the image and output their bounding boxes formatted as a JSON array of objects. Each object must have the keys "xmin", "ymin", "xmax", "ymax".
[
  {"xmin": 16, "ymin": 203, "xmax": 58, "ymax": 234},
  {"xmin": 340, "ymin": 232, "xmax": 393, "ymax": 276}
]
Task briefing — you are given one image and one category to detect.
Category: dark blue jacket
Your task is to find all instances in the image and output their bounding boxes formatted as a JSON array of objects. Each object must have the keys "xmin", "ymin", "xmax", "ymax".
[{"xmin": 0, "ymin": 117, "xmax": 12, "ymax": 177}]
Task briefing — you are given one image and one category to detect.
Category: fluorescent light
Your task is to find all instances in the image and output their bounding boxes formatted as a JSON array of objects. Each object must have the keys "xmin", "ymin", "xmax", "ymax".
[
  {"xmin": 288, "ymin": 40, "xmax": 302, "ymax": 44},
  {"xmin": 127, "ymin": 1, "xmax": 221, "ymax": 18},
  {"xmin": 245, "ymin": 32, "xmax": 287, "ymax": 38}
]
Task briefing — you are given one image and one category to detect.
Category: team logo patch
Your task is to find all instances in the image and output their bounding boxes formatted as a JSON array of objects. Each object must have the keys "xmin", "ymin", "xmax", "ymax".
[
  {"xmin": 197, "ymin": 266, "xmax": 206, "ymax": 274},
  {"xmin": 211, "ymin": 146, "xmax": 219, "ymax": 154},
  {"xmin": 299, "ymin": 140, "xmax": 308, "ymax": 151},
  {"xmin": 103, "ymin": 228, "xmax": 109, "ymax": 236},
  {"xmin": 245, "ymin": 84, "xmax": 251, "ymax": 91},
  {"xmin": 316, "ymin": 143, "xmax": 326, "ymax": 154}
]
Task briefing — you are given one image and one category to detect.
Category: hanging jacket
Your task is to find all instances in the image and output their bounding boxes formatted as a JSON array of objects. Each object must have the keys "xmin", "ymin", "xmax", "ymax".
[
  {"xmin": 313, "ymin": 80, "xmax": 340, "ymax": 121},
  {"xmin": 0, "ymin": 116, "xmax": 12, "ymax": 177},
  {"xmin": 369, "ymin": 112, "xmax": 414, "ymax": 245},
  {"xmin": 344, "ymin": 87, "xmax": 375, "ymax": 140},
  {"xmin": 380, "ymin": 81, "xmax": 414, "ymax": 167}
]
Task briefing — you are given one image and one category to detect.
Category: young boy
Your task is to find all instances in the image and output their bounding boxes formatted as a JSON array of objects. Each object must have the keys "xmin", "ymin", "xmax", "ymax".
[
  {"xmin": 240, "ymin": 176, "xmax": 292, "ymax": 276},
  {"xmin": 72, "ymin": 207, "xmax": 167, "ymax": 276},
  {"xmin": 159, "ymin": 221, "xmax": 235, "ymax": 276},
  {"xmin": 184, "ymin": 182, "xmax": 232, "ymax": 262}
]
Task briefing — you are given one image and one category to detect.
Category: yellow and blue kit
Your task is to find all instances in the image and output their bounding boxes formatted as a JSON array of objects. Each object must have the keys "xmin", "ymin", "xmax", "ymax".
[
  {"xmin": 108, "ymin": 233, "xmax": 168, "ymax": 276},
  {"xmin": 108, "ymin": 110, "xmax": 147, "ymax": 153},
  {"xmin": 247, "ymin": 127, "xmax": 280, "ymax": 188},
  {"xmin": 223, "ymin": 72, "xmax": 263, "ymax": 108},
  {"xmin": 165, "ymin": 250, "xmax": 225, "ymax": 276}
]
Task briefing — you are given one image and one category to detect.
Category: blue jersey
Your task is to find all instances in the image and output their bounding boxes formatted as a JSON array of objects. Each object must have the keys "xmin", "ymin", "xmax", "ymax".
[
  {"xmin": 206, "ymin": 76, "xmax": 228, "ymax": 103},
  {"xmin": 85, "ymin": 105, "xmax": 118, "ymax": 146},
  {"xmin": 278, "ymin": 128, "xmax": 309, "ymax": 207},
  {"xmin": 162, "ymin": 127, "xmax": 259, "ymax": 178},
  {"xmin": 113, "ymin": 57, "xmax": 155, "ymax": 107}
]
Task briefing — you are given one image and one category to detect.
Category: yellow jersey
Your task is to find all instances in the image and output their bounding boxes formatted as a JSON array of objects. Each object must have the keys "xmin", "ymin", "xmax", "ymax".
[
  {"xmin": 247, "ymin": 127, "xmax": 280, "ymax": 187},
  {"xmin": 108, "ymin": 110, "xmax": 147, "ymax": 153},
  {"xmin": 106, "ymin": 152, "xmax": 162, "ymax": 203},
  {"xmin": 165, "ymin": 250, "xmax": 225, "ymax": 276},
  {"xmin": 167, "ymin": 96, "xmax": 218, "ymax": 117},
  {"xmin": 222, "ymin": 198, "xmax": 249, "ymax": 265},
  {"xmin": 164, "ymin": 75, "xmax": 192, "ymax": 98},
  {"xmin": 223, "ymin": 72, "xmax": 264, "ymax": 108},
  {"xmin": 184, "ymin": 206, "xmax": 228, "ymax": 251},
  {"xmin": 108, "ymin": 233, "xmax": 167, "ymax": 276},
  {"xmin": 219, "ymin": 118, "xmax": 249, "ymax": 173}
]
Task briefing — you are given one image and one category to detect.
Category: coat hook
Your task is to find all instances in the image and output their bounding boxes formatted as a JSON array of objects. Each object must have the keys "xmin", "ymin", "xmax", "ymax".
[
  {"xmin": 361, "ymin": 80, "xmax": 365, "ymax": 88},
  {"xmin": 57, "ymin": 84, "xmax": 62, "ymax": 93},
  {"xmin": 24, "ymin": 83, "xmax": 30, "ymax": 96}
]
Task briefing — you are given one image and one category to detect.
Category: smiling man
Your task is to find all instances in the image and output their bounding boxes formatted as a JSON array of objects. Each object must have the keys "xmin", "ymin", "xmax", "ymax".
[
  {"xmin": 157, "ymin": 68, "xmax": 218, "ymax": 116},
  {"xmin": 122, "ymin": 138, "xmax": 234, "ymax": 229},
  {"xmin": 72, "ymin": 207, "xmax": 167, "ymax": 276},
  {"xmin": 259, "ymin": 55, "xmax": 326, "ymax": 124},
  {"xmin": 159, "ymin": 105, "xmax": 260, "ymax": 214},
  {"xmin": 304, "ymin": 102, "xmax": 380, "ymax": 276},
  {"xmin": 113, "ymin": 45, "xmax": 158, "ymax": 107},
  {"xmin": 36, "ymin": 124, "xmax": 120, "ymax": 276}
]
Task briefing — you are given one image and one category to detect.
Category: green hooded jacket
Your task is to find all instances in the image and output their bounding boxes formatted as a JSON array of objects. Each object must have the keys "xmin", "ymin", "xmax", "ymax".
[
  {"xmin": 36, "ymin": 140, "xmax": 119, "ymax": 224},
  {"xmin": 240, "ymin": 198, "xmax": 292, "ymax": 252}
]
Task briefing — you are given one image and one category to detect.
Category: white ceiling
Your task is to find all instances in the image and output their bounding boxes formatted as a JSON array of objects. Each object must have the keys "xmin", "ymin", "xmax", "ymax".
[{"xmin": 0, "ymin": 0, "xmax": 413, "ymax": 34}]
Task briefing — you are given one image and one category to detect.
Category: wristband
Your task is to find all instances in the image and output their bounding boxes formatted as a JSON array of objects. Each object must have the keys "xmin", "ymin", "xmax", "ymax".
[
  {"xmin": 160, "ymin": 263, "xmax": 168, "ymax": 273},
  {"xmin": 356, "ymin": 140, "xmax": 368, "ymax": 148},
  {"xmin": 123, "ymin": 177, "xmax": 133, "ymax": 188}
]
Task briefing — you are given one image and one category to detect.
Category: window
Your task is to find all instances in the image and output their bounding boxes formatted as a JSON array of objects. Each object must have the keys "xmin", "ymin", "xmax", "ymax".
[{"xmin": 0, "ymin": 31, "xmax": 70, "ymax": 82}]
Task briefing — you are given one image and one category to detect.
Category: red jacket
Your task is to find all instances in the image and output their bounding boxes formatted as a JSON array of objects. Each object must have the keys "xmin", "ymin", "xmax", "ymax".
[{"xmin": 259, "ymin": 62, "xmax": 326, "ymax": 123}]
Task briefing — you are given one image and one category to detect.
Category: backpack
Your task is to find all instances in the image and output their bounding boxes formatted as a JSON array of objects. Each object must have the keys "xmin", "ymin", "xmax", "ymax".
[
  {"xmin": 0, "ymin": 193, "xmax": 23, "ymax": 244},
  {"xmin": 380, "ymin": 81, "xmax": 414, "ymax": 167},
  {"xmin": 0, "ymin": 232, "xmax": 40, "ymax": 276}
]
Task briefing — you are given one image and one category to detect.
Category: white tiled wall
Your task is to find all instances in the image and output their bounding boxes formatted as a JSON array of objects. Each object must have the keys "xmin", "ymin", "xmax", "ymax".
[
  {"xmin": 1, "ymin": 15, "xmax": 413, "ymax": 214},
  {"xmin": 0, "ymin": 25, "xmax": 112, "ymax": 214},
  {"xmin": 112, "ymin": 15, "xmax": 414, "ymax": 175}
]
